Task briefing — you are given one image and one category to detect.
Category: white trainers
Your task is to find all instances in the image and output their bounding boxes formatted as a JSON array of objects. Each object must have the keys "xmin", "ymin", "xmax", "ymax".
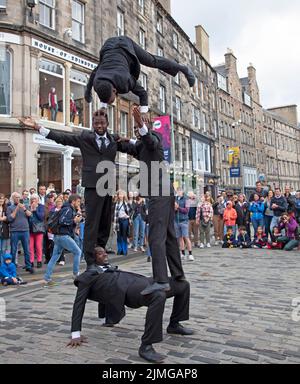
[
  {"xmin": 207, "ymin": 243, "xmax": 211, "ymax": 248},
  {"xmin": 199, "ymin": 243, "xmax": 205, "ymax": 249},
  {"xmin": 140, "ymin": 246, "xmax": 146, "ymax": 252},
  {"xmin": 133, "ymin": 248, "xmax": 138, "ymax": 252},
  {"xmin": 188, "ymin": 254, "xmax": 195, "ymax": 262},
  {"xmin": 181, "ymin": 255, "xmax": 187, "ymax": 261},
  {"xmin": 59, "ymin": 261, "xmax": 65, "ymax": 266}
]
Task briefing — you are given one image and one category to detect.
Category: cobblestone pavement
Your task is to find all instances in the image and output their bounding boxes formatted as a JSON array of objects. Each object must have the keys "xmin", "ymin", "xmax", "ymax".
[{"xmin": 1, "ymin": 247, "xmax": 300, "ymax": 364}]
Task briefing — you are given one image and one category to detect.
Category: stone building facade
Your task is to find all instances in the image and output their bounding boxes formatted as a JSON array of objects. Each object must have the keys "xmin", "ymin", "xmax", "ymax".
[
  {"xmin": 215, "ymin": 50, "xmax": 300, "ymax": 196},
  {"xmin": 0, "ymin": 0, "xmax": 219, "ymax": 197}
]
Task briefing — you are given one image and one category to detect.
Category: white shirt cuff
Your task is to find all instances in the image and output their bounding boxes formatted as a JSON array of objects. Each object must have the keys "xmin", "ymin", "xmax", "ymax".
[
  {"xmin": 129, "ymin": 139, "xmax": 137, "ymax": 145},
  {"xmin": 139, "ymin": 123, "xmax": 148, "ymax": 137},
  {"xmin": 100, "ymin": 102, "xmax": 108, "ymax": 109},
  {"xmin": 140, "ymin": 106, "xmax": 149, "ymax": 113},
  {"xmin": 72, "ymin": 331, "xmax": 81, "ymax": 339},
  {"xmin": 39, "ymin": 126, "xmax": 50, "ymax": 137}
]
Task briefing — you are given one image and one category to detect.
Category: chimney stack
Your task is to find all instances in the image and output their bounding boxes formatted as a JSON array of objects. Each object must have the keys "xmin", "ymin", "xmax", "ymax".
[
  {"xmin": 225, "ymin": 48, "xmax": 237, "ymax": 73},
  {"xmin": 247, "ymin": 63, "xmax": 257, "ymax": 81},
  {"xmin": 195, "ymin": 25, "xmax": 210, "ymax": 63}
]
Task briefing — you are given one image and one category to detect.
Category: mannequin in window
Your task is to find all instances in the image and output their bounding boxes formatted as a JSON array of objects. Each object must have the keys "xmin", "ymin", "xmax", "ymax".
[
  {"xmin": 48, "ymin": 87, "xmax": 58, "ymax": 121},
  {"xmin": 70, "ymin": 93, "xmax": 77, "ymax": 124}
]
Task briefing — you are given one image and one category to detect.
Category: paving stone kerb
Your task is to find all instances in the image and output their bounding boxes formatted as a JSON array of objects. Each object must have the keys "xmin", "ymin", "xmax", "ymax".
[{"xmin": 1, "ymin": 247, "xmax": 300, "ymax": 364}]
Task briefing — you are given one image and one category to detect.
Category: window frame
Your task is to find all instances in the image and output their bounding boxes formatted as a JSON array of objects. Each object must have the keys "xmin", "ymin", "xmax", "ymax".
[
  {"xmin": 139, "ymin": 28, "xmax": 146, "ymax": 49},
  {"xmin": 39, "ymin": 0, "xmax": 56, "ymax": 30},
  {"xmin": 70, "ymin": 68, "xmax": 92, "ymax": 129},
  {"xmin": 0, "ymin": 49, "xmax": 12, "ymax": 117},
  {"xmin": 159, "ymin": 85, "xmax": 166, "ymax": 114},
  {"xmin": 72, "ymin": 0, "xmax": 85, "ymax": 44},
  {"xmin": 137, "ymin": 0, "xmax": 145, "ymax": 15},
  {"xmin": 117, "ymin": 8, "xmax": 125, "ymax": 36},
  {"xmin": 120, "ymin": 111, "xmax": 128, "ymax": 136},
  {"xmin": 39, "ymin": 58, "xmax": 65, "ymax": 125},
  {"xmin": 0, "ymin": 0, "xmax": 6, "ymax": 9}
]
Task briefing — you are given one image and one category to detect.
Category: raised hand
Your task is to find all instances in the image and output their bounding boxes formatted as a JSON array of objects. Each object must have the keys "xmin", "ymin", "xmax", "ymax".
[{"xmin": 132, "ymin": 106, "xmax": 144, "ymax": 129}]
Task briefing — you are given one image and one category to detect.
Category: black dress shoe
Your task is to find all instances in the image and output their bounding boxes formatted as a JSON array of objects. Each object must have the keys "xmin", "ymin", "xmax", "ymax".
[
  {"xmin": 138, "ymin": 344, "xmax": 165, "ymax": 364},
  {"xmin": 167, "ymin": 323, "xmax": 194, "ymax": 336},
  {"xmin": 102, "ymin": 323, "xmax": 114, "ymax": 328},
  {"xmin": 37, "ymin": 262, "xmax": 42, "ymax": 269},
  {"xmin": 84, "ymin": 88, "xmax": 92, "ymax": 103},
  {"xmin": 106, "ymin": 249, "xmax": 116, "ymax": 255},
  {"xmin": 147, "ymin": 256, "xmax": 152, "ymax": 263},
  {"xmin": 26, "ymin": 268, "xmax": 34, "ymax": 275},
  {"xmin": 141, "ymin": 282, "xmax": 170, "ymax": 296},
  {"xmin": 184, "ymin": 67, "xmax": 196, "ymax": 87}
]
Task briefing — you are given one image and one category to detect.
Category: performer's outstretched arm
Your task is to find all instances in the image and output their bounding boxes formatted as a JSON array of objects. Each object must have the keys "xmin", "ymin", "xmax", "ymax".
[{"xmin": 19, "ymin": 117, "xmax": 82, "ymax": 148}]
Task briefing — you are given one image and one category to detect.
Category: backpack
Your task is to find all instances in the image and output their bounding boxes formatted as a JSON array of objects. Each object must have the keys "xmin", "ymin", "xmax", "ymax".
[{"xmin": 47, "ymin": 210, "xmax": 61, "ymax": 235}]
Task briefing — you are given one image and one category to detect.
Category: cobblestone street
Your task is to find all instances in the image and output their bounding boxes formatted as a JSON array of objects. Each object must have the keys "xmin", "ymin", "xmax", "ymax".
[{"xmin": 1, "ymin": 247, "xmax": 300, "ymax": 364}]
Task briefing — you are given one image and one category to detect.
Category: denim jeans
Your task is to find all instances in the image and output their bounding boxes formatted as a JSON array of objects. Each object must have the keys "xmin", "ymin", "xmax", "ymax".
[
  {"xmin": 252, "ymin": 218, "xmax": 264, "ymax": 235},
  {"xmin": 117, "ymin": 218, "xmax": 129, "ymax": 255},
  {"xmin": 44, "ymin": 235, "xmax": 81, "ymax": 282},
  {"xmin": 0, "ymin": 238, "xmax": 10, "ymax": 265},
  {"xmin": 270, "ymin": 216, "xmax": 281, "ymax": 233},
  {"xmin": 10, "ymin": 231, "xmax": 31, "ymax": 269},
  {"xmin": 133, "ymin": 214, "xmax": 146, "ymax": 249},
  {"xmin": 278, "ymin": 237, "xmax": 299, "ymax": 251}
]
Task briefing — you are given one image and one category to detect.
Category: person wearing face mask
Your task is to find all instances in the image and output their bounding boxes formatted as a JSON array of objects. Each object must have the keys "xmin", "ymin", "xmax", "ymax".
[{"xmin": 19, "ymin": 110, "xmax": 120, "ymax": 267}]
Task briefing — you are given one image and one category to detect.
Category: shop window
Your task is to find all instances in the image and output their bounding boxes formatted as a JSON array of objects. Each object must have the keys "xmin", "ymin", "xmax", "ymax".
[
  {"xmin": 120, "ymin": 112, "xmax": 128, "ymax": 136},
  {"xmin": 0, "ymin": 49, "xmax": 11, "ymax": 116},
  {"xmin": 39, "ymin": 59, "xmax": 64, "ymax": 123},
  {"xmin": 107, "ymin": 105, "xmax": 115, "ymax": 134},
  {"xmin": 70, "ymin": 69, "xmax": 91, "ymax": 128},
  {"xmin": 38, "ymin": 152, "xmax": 63, "ymax": 192}
]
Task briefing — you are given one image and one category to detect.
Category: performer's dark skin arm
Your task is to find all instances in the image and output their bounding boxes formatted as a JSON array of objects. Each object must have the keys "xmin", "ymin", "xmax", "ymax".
[
  {"xmin": 18, "ymin": 117, "xmax": 82, "ymax": 148},
  {"xmin": 67, "ymin": 284, "xmax": 90, "ymax": 348}
]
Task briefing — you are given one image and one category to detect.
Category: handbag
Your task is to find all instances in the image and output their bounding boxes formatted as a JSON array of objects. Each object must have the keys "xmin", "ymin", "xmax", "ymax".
[{"xmin": 32, "ymin": 221, "xmax": 46, "ymax": 234}]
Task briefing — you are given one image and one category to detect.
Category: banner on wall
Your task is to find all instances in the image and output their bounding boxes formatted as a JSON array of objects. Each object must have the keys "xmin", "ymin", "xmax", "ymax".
[
  {"xmin": 229, "ymin": 147, "xmax": 241, "ymax": 178},
  {"xmin": 153, "ymin": 116, "xmax": 171, "ymax": 163}
]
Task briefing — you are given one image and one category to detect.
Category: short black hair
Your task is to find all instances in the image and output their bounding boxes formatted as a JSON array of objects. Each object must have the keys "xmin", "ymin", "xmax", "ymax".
[
  {"xmin": 97, "ymin": 80, "xmax": 113, "ymax": 103},
  {"xmin": 69, "ymin": 194, "xmax": 81, "ymax": 204},
  {"xmin": 93, "ymin": 109, "xmax": 109, "ymax": 123},
  {"xmin": 239, "ymin": 226, "xmax": 246, "ymax": 231}
]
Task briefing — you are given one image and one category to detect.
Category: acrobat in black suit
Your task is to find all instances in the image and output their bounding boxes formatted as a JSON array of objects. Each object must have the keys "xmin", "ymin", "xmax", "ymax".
[
  {"xmin": 85, "ymin": 36, "xmax": 196, "ymax": 111},
  {"xmin": 69, "ymin": 247, "xmax": 193, "ymax": 363}
]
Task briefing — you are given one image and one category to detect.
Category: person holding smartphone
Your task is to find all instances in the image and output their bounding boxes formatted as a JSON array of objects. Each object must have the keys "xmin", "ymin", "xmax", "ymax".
[{"xmin": 6, "ymin": 192, "xmax": 34, "ymax": 274}]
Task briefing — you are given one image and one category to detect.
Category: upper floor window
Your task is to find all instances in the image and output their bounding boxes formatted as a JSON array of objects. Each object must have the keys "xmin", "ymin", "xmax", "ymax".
[
  {"xmin": 157, "ymin": 13, "xmax": 163, "ymax": 34},
  {"xmin": 175, "ymin": 96, "xmax": 181, "ymax": 121},
  {"xmin": 120, "ymin": 111, "xmax": 128, "ymax": 136},
  {"xmin": 70, "ymin": 69, "xmax": 91, "ymax": 128},
  {"xmin": 72, "ymin": 0, "xmax": 85, "ymax": 43},
  {"xmin": 140, "ymin": 72, "xmax": 148, "ymax": 91},
  {"xmin": 138, "ymin": 0, "xmax": 145, "ymax": 15},
  {"xmin": 157, "ymin": 45, "xmax": 164, "ymax": 57},
  {"xmin": 117, "ymin": 9, "xmax": 125, "ymax": 36},
  {"xmin": 139, "ymin": 28, "xmax": 146, "ymax": 49},
  {"xmin": 0, "ymin": 49, "xmax": 11, "ymax": 116},
  {"xmin": 159, "ymin": 85, "xmax": 166, "ymax": 113},
  {"xmin": 173, "ymin": 32, "xmax": 178, "ymax": 50},
  {"xmin": 39, "ymin": 0, "xmax": 56, "ymax": 30},
  {"xmin": 0, "ymin": 0, "xmax": 6, "ymax": 10}
]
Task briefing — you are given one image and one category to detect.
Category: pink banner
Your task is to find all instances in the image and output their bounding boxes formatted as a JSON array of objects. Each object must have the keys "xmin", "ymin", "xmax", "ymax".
[{"xmin": 153, "ymin": 116, "xmax": 171, "ymax": 163}]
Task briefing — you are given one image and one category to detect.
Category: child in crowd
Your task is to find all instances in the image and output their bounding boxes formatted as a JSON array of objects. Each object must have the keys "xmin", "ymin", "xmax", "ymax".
[
  {"xmin": 252, "ymin": 226, "xmax": 268, "ymax": 249},
  {"xmin": 0, "ymin": 254, "xmax": 26, "ymax": 286},
  {"xmin": 237, "ymin": 226, "xmax": 252, "ymax": 249},
  {"xmin": 222, "ymin": 227, "xmax": 237, "ymax": 249},
  {"xmin": 267, "ymin": 227, "xmax": 283, "ymax": 250}
]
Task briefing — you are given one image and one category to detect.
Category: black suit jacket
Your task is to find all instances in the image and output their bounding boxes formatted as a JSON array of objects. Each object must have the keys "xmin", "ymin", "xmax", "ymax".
[
  {"xmin": 92, "ymin": 36, "xmax": 147, "ymax": 106},
  {"xmin": 71, "ymin": 267, "xmax": 149, "ymax": 332},
  {"xmin": 47, "ymin": 130, "xmax": 118, "ymax": 188},
  {"xmin": 118, "ymin": 132, "xmax": 173, "ymax": 197}
]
